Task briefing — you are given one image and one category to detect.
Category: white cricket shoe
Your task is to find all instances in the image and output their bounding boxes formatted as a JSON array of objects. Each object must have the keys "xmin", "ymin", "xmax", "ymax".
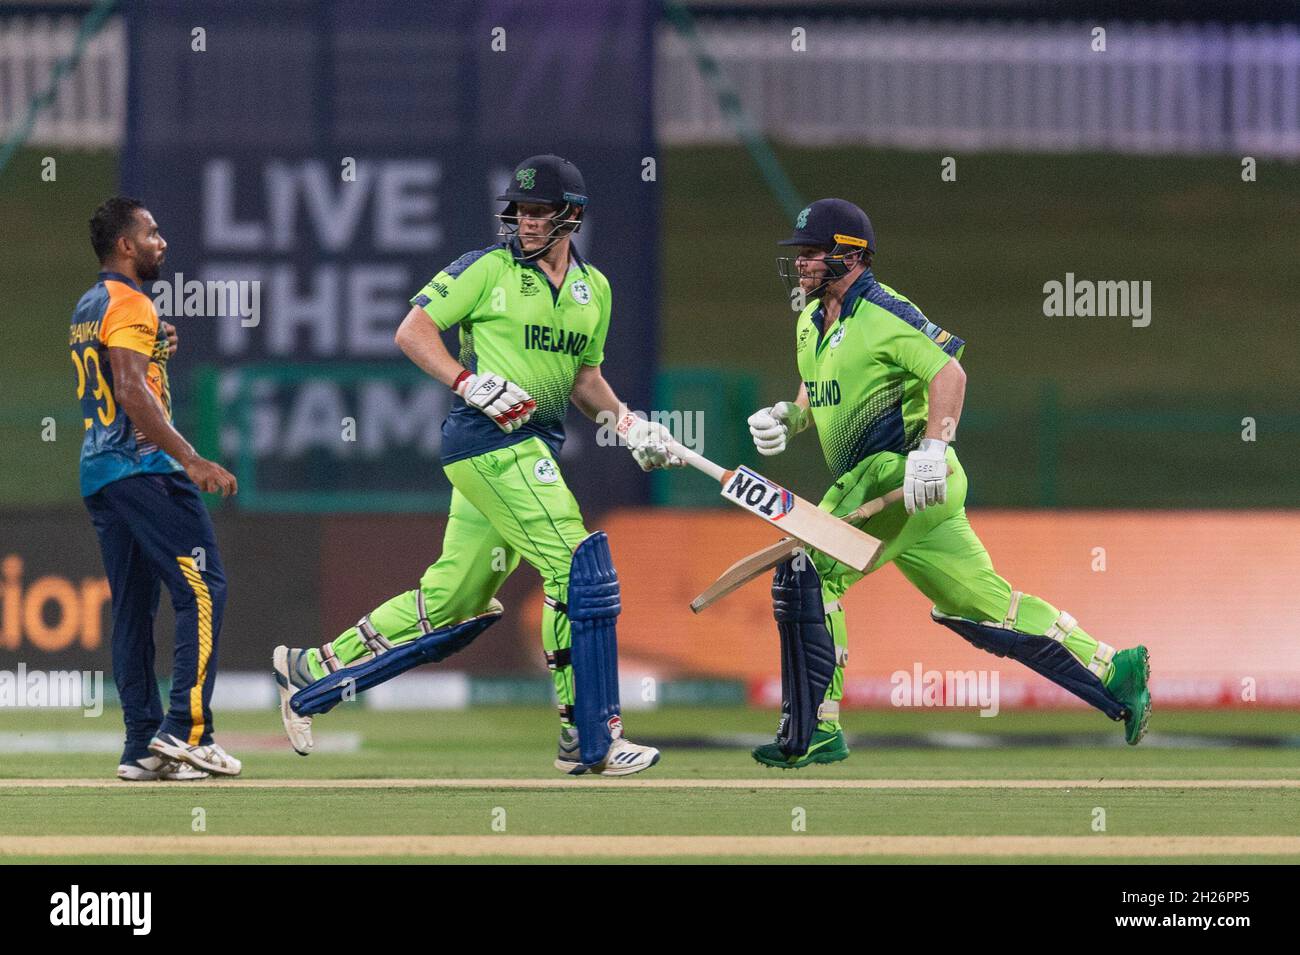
[
  {"xmin": 117, "ymin": 755, "xmax": 209, "ymax": 781},
  {"xmin": 272, "ymin": 645, "xmax": 315, "ymax": 756},
  {"xmin": 149, "ymin": 733, "xmax": 242, "ymax": 777},
  {"xmin": 553, "ymin": 724, "xmax": 660, "ymax": 777},
  {"xmin": 591, "ymin": 737, "xmax": 660, "ymax": 776}
]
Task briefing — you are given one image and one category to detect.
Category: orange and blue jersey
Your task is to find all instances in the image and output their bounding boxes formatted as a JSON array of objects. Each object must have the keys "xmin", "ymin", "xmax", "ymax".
[{"xmin": 70, "ymin": 271, "xmax": 182, "ymax": 496}]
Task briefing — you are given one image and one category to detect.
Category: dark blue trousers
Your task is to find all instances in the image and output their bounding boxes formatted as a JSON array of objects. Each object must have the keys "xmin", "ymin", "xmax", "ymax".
[{"xmin": 84, "ymin": 472, "xmax": 227, "ymax": 762}]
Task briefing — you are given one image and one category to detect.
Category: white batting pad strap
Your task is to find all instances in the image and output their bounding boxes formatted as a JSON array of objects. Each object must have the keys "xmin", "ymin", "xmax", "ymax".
[
  {"xmin": 1002, "ymin": 591, "xmax": 1023, "ymax": 628},
  {"xmin": 1088, "ymin": 641, "xmax": 1117, "ymax": 675},
  {"xmin": 817, "ymin": 701, "xmax": 840, "ymax": 721},
  {"xmin": 318, "ymin": 642, "xmax": 342, "ymax": 674},
  {"xmin": 1045, "ymin": 610, "xmax": 1078, "ymax": 644},
  {"xmin": 416, "ymin": 590, "xmax": 433, "ymax": 635},
  {"xmin": 356, "ymin": 614, "xmax": 394, "ymax": 654},
  {"xmin": 835, "ymin": 646, "xmax": 850, "ymax": 667}
]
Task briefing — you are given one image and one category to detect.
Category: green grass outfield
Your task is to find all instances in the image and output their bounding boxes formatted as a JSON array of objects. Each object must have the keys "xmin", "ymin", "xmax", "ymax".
[{"xmin": 1, "ymin": 705, "xmax": 1297, "ymax": 864}]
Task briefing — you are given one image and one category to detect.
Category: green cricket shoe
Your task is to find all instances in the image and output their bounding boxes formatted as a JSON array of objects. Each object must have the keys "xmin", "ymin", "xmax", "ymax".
[
  {"xmin": 1109, "ymin": 645, "xmax": 1152, "ymax": 745},
  {"xmin": 752, "ymin": 728, "xmax": 849, "ymax": 769}
]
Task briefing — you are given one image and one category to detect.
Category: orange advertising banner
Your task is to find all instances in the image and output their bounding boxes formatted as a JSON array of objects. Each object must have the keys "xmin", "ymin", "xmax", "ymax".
[{"xmin": 595, "ymin": 509, "xmax": 1300, "ymax": 708}]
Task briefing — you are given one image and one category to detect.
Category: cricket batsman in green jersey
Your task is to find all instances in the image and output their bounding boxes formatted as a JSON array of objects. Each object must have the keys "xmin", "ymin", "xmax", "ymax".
[
  {"xmin": 747, "ymin": 198, "xmax": 1151, "ymax": 768},
  {"xmin": 272, "ymin": 155, "xmax": 681, "ymax": 776}
]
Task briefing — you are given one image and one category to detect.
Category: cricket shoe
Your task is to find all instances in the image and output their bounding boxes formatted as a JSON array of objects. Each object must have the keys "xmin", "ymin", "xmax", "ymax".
[
  {"xmin": 752, "ymin": 728, "xmax": 849, "ymax": 769},
  {"xmin": 590, "ymin": 737, "xmax": 661, "ymax": 776},
  {"xmin": 1109, "ymin": 645, "xmax": 1152, "ymax": 745},
  {"xmin": 117, "ymin": 755, "xmax": 209, "ymax": 781},
  {"xmin": 272, "ymin": 645, "xmax": 315, "ymax": 756},
  {"xmin": 149, "ymin": 733, "xmax": 242, "ymax": 776},
  {"xmin": 554, "ymin": 724, "xmax": 586, "ymax": 775},
  {"xmin": 553, "ymin": 725, "xmax": 661, "ymax": 776}
]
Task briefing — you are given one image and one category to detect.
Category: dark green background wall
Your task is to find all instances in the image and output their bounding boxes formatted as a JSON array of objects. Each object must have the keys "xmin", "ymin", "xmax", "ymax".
[{"xmin": 4, "ymin": 145, "xmax": 1297, "ymax": 508}]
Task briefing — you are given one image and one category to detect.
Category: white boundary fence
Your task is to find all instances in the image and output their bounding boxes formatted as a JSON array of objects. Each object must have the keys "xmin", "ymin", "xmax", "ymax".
[
  {"xmin": 0, "ymin": 14, "xmax": 125, "ymax": 148},
  {"xmin": 2, "ymin": 14, "xmax": 1298, "ymax": 158},
  {"xmin": 657, "ymin": 19, "xmax": 1300, "ymax": 158}
]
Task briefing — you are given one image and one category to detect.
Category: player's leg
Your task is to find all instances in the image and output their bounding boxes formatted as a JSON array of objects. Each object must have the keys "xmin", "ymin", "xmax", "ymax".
[
  {"xmin": 825, "ymin": 447, "xmax": 1147, "ymax": 739},
  {"xmin": 85, "ymin": 492, "xmax": 163, "ymax": 761},
  {"xmin": 274, "ymin": 486, "xmax": 515, "ymax": 750},
  {"xmin": 85, "ymin": 490, "xmax": 204, "ymax": 781},
  {"xmin": 132, "ymin": 476, "xmax": 237, "ymax": 773},
  {"xmin": 303, "ymin": 490, "xmax": 513, "ymax": 672},
  {"xmin": 447, "ymin": 438, "xmax": 657, "ymax": 775},
  {"xmin": 894, "ymin": 506, "xmax": 1150, "ymax": 744},
  {"xmin": 90, "ymin": 474, "xmax": 240, "ymax": 775},
  {"xmin": 750, "ymin": 452, "xmax": 943, "ymax": 769},
  {"xmin": 751, "ymin": 549, "xmax": 848, "ymax": 769}
]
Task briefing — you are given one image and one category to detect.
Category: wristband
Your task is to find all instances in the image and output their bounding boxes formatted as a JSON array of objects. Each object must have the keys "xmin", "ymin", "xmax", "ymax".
[
  {"xmin": 789, "ymin": 404, "xmax": 810, "ymax": 434},
  {"xmin": 452, "ymin": 369, "xmax": 472, "ymax": 394},
  {"xmin": 776, "ymin": 401, "xmax": 809, "ymax": 434},
  {"xmin": 615, "ymin": 411, "xmax": 639, "ymax": 437}
]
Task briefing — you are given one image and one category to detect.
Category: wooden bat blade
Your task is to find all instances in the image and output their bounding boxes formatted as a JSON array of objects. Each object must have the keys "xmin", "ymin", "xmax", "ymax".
[
  {"xmin": 664, "ymin": 438, "xmax": 883, "ymax": 570},
  {"xmin": 666, "ymin": 441, "xmax": 946, "ymax": 576},
  {"xmin": 690, "ymin": 537, "xmax": 801, "ymax": 614},
  {"xmin": 687, "ymin": 475, "xmax": 939, "ymax": 614},
  {"xmin": 717, "ymin": 465, "xmax": 881, "ymax": 571}
]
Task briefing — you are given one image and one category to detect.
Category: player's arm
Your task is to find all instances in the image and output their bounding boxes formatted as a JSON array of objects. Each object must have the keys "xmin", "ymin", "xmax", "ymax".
[
  {"xmin": 400, "ymin": 256, "xmax": 537, "ymax": 432},
  {"xmin": 394, "ymin": 307, "xmax": 467, "ymax": 388},
  {"xmin": 884, "ymin": 319, "xmax": 965, "ymax": 514},
  {"xmin": 906, "ymin": 356, "xmax": 965, "ymax": 513},
  {"xmin": 568, "ymin": 274, "xmax": 679, "ymax": 470},
  {"xmin": 108, "ymin": 347, "xmax": 237, "ymax": 496},
  {"xmin": 747, "ymin": 381, "xmax": 812, "ymax": 457},
  {"xmin": 394, "ymin": 305, "xmax": 536, "ymax": 433},
  {"xmin": 571, "ymin": 363, "xmax": 682, "ymax": 471},
  {"xmin": 570, "ymin": 361, "xmax": 620, "ymax": 422},
  {"xmin": 925, "ymin": 357, "xmax": 966, "ymax": 442},
  {"xmin": 795, "ymin": 381, "xmax": 810, "ymax": 414}
]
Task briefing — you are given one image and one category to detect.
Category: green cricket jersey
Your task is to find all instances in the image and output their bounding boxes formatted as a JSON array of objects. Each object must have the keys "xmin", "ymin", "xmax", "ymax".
[
  {"xmin": 795, "ymin": 270, "xmax": 965, "ymax": 477},
  {"xmin": 412, "ymin": 239, "xmax": 610, "ymax": 465}
]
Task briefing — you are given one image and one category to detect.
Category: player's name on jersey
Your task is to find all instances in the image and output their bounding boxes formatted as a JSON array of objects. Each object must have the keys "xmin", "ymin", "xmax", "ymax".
[
  {"xmin": 69, "ymin": 319, "xmax": 102, "ymax": 345},
  {"xmin": 525, "ymin": 324, "xmax": 589, "ymax": 357},
  {"xmin": 804, "ymin": 379, "xmax": 842, "ymax": 407}
]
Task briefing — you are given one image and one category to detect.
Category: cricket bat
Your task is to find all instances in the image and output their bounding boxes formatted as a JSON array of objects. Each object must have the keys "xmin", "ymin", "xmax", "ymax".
[
  {"xmin": 689, "ymin": 483, "xmax": 910, "ymax": 613},
  {"xmin": 665, "ymin": 438, "xmax": 883, "ymax": 573},
  {"xmin": 689, "ymin": 537, "xmax": 802, "ymax": 613}
]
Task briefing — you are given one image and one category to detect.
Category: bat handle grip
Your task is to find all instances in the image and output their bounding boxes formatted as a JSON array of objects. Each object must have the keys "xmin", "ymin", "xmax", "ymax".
[
  {"xmin": 846, "ymin": 487, "xmax": 905, "ymax": 523},
  {"xmin": 665, "ymin": 438, "xmax": 727, "ymax": 483},
  {"xmin": 844, "ymin": 467, "xmax": 955, "ymax": 523}
]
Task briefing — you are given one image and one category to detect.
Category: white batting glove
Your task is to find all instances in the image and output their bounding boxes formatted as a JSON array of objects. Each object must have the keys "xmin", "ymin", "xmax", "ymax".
[
  {"xmin": 455, "ymin": 370, "xmax": 536, "ymax": 433},
  {"xmin": 747, "ymin": 401, "xmax": 808, "ymax": 457},
  {"xmin": 904, "ymin": 438, "xmax": 949, "ymax": 514},
  {"xmin": 616, "ymin": 412, "xmax": 684, "ymax": 471}
]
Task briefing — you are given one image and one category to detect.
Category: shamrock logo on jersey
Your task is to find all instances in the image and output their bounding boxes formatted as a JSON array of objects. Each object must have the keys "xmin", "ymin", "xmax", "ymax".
[
  {"xmin": 570, "ymin": 280, "xmax": 591, "ymax": 305},
  {"xmin": 534, "ymin": 459, "xmax": 559, "ymax": 484},
  {"xmin": 828, "ymin": 326, "xmax": 845, "ymax": 349},
  {"xmin": 796, "ymin": 206, "xmax": 811, "ymax": 229},
  {"xmin": 516, "ymin": 168, "xmax": 537, "ymax": 190}
]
